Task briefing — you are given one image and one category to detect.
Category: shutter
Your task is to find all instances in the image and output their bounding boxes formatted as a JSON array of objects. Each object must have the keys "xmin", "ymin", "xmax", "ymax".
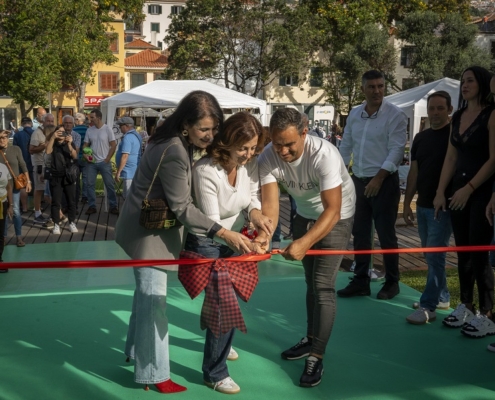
[
  {"xmin": 158, "ymin": 5, "xmax": 162, "ymax": 14},
  {"xmin": 148, "ymin": 5, "xmax": 151, "ymax": 13}
]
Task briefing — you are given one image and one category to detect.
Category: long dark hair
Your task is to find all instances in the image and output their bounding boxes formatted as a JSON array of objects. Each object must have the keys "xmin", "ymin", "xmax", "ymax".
[
  {"xmin": 458, "ymin": 66, "xmax": 494, "ymax": 109},
  {"xmin": 207, "ymin": 112, "xmax": 265, "ymax": 166},
  {"xmin": 150, "ymin": 90, "xmax": 224, "ymax": 146}
]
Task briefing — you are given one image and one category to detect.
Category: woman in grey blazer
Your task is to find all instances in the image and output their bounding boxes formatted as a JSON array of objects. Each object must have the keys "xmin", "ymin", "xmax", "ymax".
[{"xmin": 116, "ymin": 91, "xmax": 256, "ymax": 394}]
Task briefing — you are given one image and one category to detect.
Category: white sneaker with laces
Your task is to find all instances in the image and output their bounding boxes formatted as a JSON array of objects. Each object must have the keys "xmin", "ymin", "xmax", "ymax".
[
  {"xmin": 227, "ymin": 347, "xmax": 238, "ymax": 361},
  {"xmin": 461, "ymin": 314, "xmax": 495, "ymax": 338},
  {"xmin": 52, "ymin": 224, "xmax": 61, "ymax": 235},
  {"xmin": 204, "ymin": 376, "xmax": 240, "ymax": 394},
  {"xmin": 69, "ymin": 223, "xmax": 78, "ymax": 233},
  {"xmin": 442, "ymin": 304, "xmax": 476, "ymax": 328},
  {"xmin": 406, "ymin": 308, "xmax": 436, "ymax": 325}
]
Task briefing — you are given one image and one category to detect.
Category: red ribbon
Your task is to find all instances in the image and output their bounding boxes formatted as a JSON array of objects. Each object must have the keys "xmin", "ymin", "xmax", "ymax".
[{"xmin": 3, "ymin": 245, "xmax": 495, "ymax": 269}]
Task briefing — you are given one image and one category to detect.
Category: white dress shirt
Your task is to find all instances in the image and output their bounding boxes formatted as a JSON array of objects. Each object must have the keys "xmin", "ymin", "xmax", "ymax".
[{"xmin": 339, "ymin": 100, "xmax": 407, "ymax": 178}]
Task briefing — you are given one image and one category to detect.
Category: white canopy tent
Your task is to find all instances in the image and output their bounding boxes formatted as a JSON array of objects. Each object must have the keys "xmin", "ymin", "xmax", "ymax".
[
  {"xmin": 384, "ymin": 77, "xmax": 460, "ymax": 139},
  {"xmin": 100, "ymin": 80, "xmax": 268, "ymax": 126}
]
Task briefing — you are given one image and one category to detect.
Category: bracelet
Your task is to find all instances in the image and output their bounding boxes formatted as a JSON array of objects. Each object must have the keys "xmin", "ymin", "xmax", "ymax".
[{"xmin": 468, "ymin": 181, "xmax": 476, "ymax": 192}]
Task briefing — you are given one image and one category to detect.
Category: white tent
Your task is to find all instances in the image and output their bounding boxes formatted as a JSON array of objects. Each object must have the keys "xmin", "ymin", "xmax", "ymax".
[
  {"xmin": 100, "ymin": 80, "xmax": 268, "ymax": 126},
  {"xmin": 385, "ymin": 77, "xmax": 460, "ymax": 139}
]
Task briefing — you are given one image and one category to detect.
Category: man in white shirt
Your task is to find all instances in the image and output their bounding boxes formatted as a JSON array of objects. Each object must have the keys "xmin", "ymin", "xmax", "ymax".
[
  {"xmin": 337, "ymin": 70, "xmax": 407, "ymax": 300},
  {"xmin": 83, "ymin": 108, "xmax": 118, "ymax": 215},
  {"xmin": 256, "ymin": 108, "xmax": 355, "ymax": 388}
]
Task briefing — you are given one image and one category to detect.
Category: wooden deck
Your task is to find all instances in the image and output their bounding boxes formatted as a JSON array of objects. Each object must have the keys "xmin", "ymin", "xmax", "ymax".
[{"xmin": 6, "ymin": 193, "xmax": 457, "ymax": 271}]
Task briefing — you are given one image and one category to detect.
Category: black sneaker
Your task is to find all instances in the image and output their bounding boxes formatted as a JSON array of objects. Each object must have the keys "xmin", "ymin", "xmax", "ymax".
[
  {"xmin": 299, "ymin": 356, "xmax": 324, "ymax": 388},
  {"xmin": 337, "ymin": 279, "xmax": 371, "ymax": 297},
  {"xmin": 33, "ymin": 215, "xmax": 48, "ymax": 224},
  {"xmin": 109, "ymin": 207, "xmax": 119, "ymax": 215},
  {"xmin": 85, "ymin": 207, "xmax": 97, "ymax": 215},
  {"xmin": 377, "ymin": 281, "xmax": 400, "ymax": 300},
  {"xmin": 281, "ymin": 337, "xmax": 312, "ymax": 360}
]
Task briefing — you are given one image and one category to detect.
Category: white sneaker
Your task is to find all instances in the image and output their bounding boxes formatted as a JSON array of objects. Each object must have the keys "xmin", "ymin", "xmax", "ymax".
[
  {"xmin": 52, "ymin": 224, "xmax": 61, "ymax": 235},
  {"xmin": 442, "ymin": 304, "xmax": 476, "ymax": 328},
  {"xmin": 227, "ymin": 347, "xmax": 238, "ymax": 361},
  {"xmin": 69, "ymin": 222, "xmax": 78, "ymax": 233},
  {"xmin": 406, "ymin": 308, "xmax": 437, "ymax": 325},
  {"xmin": 461, "ymin": 314, "xmax": 495, "ymax": 338},
  {"xmin": 412, "ymin": 301, "xmax": 450, "ymax": 310},
  {"xmin": 204, "ymin": 376, "xmax": 240, "ymax": 394},
  {"xmin": 487, "ymin": 342, "xmax": 495, "ymax": 352}
]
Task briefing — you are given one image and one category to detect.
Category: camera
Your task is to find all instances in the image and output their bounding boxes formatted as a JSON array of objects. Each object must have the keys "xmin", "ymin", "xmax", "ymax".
[{"xmin": 44, "ymin": 167, "xmax": 52, "ymax": 180}]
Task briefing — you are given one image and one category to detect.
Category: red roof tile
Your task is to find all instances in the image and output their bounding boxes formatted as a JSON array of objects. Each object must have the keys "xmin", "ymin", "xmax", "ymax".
[
  {"xmin": 125, "ymin": 38, "xmax": 160, "ymax": 50},
  {"xmin": 125, "ymin": 49, "xmax": 168, "ymax": 68}
]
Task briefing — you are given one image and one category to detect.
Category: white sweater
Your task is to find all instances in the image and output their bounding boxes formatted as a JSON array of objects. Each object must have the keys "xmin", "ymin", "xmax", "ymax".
[{"xmin": 192, "ymin": 157, "xmax": 261, "ymax": 242}]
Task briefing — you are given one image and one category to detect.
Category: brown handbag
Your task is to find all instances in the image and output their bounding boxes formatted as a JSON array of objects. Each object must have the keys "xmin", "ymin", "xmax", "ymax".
[
  {"xmin": 139, "ymin": 143, "xmax": 182, "ymax": 230},
  {"xmin": 0, "ymin": 150, "xmax": 28, "ymax": 190}
]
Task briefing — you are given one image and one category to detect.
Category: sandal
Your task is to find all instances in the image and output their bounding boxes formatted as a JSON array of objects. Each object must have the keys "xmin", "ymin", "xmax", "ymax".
[{"xmin": 16, "ymin": 239, "xmax": 25, "ymax": 247}]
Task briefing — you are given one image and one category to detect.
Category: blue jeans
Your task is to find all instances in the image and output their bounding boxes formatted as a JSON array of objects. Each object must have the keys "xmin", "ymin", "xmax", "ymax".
[
  {"xmin": 125, "ymin": 267, "xmax": 170, "ymax": 384},
  {"xmin": 416, "ymin": 206, "xmax": 451, "ymax": 310},
  {"xmin": 86, "ymin": 162, "xmax": 117, "ymax": 209},
  {"xmin": 184, "ymin": 234, "xmax": 235, "ymax": 383},
  {"xmin": 4, "ymin": 189, "xmax": 21, "ymax": 237}
]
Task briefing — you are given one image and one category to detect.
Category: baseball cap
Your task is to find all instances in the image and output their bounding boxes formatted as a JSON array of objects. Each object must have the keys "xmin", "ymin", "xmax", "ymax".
[
  {"xmin": 116, "ymin": 117, "xmax": 134, "ymax": 126},
  {"xmin": 21, "ymin": 117, "xmax": 32, "ymax": 124}
]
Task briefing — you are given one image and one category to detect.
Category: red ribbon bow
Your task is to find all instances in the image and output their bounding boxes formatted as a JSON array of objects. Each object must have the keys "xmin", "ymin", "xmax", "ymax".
[{"xmin": 178, "ymin": 251, "xmax": 259, "ymax": 337}]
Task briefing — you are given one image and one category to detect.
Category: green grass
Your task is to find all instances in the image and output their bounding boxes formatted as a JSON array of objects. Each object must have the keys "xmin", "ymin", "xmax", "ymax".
[{"xmin": 401, "ymin": 267, "xmax": 479, "ymax": 309}]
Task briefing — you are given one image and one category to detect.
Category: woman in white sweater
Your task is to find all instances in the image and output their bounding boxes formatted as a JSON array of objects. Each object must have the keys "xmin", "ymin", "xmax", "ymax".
[{"xmin": 185, "ymin": 111, "xmax": 271, "ymax": 394}]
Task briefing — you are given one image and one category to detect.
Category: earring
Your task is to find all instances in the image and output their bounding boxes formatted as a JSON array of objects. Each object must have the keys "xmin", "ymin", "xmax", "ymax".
[{"xmin": 182, "ymin": 129, "xmax": 189, "ymax": 137}]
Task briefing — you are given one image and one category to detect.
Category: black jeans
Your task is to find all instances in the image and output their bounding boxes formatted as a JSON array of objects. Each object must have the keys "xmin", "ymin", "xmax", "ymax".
[
  {"xmin": 293, "ymin": 214, "xmax": 353, "ymax": 356},
  {"xmin": 450, "ymin": 198, "xmax": 494, "ymax": 312},
  {"xmin": 49, "ymin": 176, "xmax": 76, "ymax": 224},
  {"xmin": 351, "ymin": 173, "xmax": 401, "ymax": 285}
]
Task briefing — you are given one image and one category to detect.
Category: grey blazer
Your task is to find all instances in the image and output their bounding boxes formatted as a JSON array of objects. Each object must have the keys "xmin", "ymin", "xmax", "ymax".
[{"xmin": 115, "ymin": 137, "xmax": 217, "ymax": 269}]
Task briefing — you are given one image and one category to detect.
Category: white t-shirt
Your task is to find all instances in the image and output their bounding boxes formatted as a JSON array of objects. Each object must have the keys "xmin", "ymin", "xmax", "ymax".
[
  {"xmin": 259, "ymin": 135, "xmax": 355, "ymax": 220},
  {"xmin": 0, "ymin": 163, "xmax": 11, "ymax": 199},
  {"xmin": 192, "ymin": 157, "xmax": 261, "ymax": 241},
  {"xmin": 30, "ymin": 128, "xmax": 45, "ymax": 166},
  {"xmin": 84, "ymin": 124, "xmax": 115, "ymax": 162}
]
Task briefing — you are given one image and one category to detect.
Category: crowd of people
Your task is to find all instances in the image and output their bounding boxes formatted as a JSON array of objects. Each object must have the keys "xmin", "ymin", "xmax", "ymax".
[{"xmin": 3, "ymin": 65, "xmax": 495, "ymax": 393}]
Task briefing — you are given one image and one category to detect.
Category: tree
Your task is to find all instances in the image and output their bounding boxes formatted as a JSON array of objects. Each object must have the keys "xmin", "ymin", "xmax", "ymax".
[
  {"xmin": 323, "ymin": 24, "xmax": 398, "ymax": 115},
  {"xmin": 164, "ymin": 0, "xmax": 320, "ymax": 97},
  {"xmin": 0, "ymin": 0, "xmax": 144, "ymax": 115},
  {"xmin": 397, "ymin": 11, "xmax": 492, "ymax": 83}
]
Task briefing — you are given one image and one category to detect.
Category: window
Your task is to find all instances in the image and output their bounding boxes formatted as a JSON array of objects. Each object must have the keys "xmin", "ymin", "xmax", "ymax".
[
  {"xmin": 99, "ymin": 72, "xmax": 120, "ymax": 92},
  {"xmin": 157, "ymin": 41, "xmax": 163, "ymax": 49},
  {"xmin": 171, "ymin": 6, "xmax": 184, "ymax": 15},
  {"xmin": 278, "ymin": 74, "xmax": 299, "ymax": 87},
  {"xmin": 148, "ymin": 5, "xmax": 162, "ymax": 15},
  {"xmin": 400, "ymin": 47, "xmax": 415, "ymax": 68},
  {"xmin": 131, "ymin": 73, "xmax": 146, "ymax": 89},
  {"xmin": 108, "ymin": 33, "xmax": 118, "ymax": 53},
  {"xmin": 151, "ymin": 23, "xmax": 160, "ymax": 33},
  {"xmin": 309, "ymin": 67, "xmax": 323, "ymax": 87},
  {"xmin": 0, "ymin": 108, "xmax": 17, "ymax": 130},
  {"xmin": 402, "ymin": 78, "xmax": 419, "ymax": 90}
]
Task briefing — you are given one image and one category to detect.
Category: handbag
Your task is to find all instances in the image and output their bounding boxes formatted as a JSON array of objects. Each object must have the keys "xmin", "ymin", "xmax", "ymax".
[
  {"xmin": 65, "ymin": 161, "xmax": 79, "ymax": 184},
  {"xmin": 139, "ymin": 143, "xmax": 182, "ymax": 230},
  {"xmin": 0, "ymin": 149, "xmax": 28, "ymax": 190}
]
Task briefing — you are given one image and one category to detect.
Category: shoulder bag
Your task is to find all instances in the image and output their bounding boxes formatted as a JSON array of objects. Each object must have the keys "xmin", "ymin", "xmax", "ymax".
[
  {"xmin": 1, "ymin": 150, "xmax": 28, "ymax": 190},
  {"xmin": 139, "ymin": 143, "xmax": 182, "ymax": 230}
]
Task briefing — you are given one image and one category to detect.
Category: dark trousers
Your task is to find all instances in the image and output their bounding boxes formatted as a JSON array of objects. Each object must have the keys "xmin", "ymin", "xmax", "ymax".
[
  {"xmin": 352, "ymin": 173, "xmax": 401, "ymax": 285},
  {"xmin": 184, "ymin": 233, "xmax": 236, "ymax": 382},
  {"xmin": 288, "ymin": 195, "xmax": 297, "ymax": 233},
  {"xmin": 49, "ymin": 176, "xmax": 76, "ymax": 224},
  {"xmin": 293, "ymin": 214, "xmax": 353, "ymax": 355},
  {"xmin": 450, "ymin": 198, "xmax": 494, "ymax": 312},
  {"xmin": 0, "ymin": 201, "xmax": 7, "ymax": 261}
]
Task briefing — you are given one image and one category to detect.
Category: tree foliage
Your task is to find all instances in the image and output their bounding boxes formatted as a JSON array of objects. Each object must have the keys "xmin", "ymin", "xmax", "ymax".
[
  {"xmin": 0, "ymin": 0, "xmax": 144, "ymax": 115},
  {"xmin": 323, "ymin": 24, "xmax": 397, "ymax": 115},
  {"xmin": 397, "ymin": 11, "xmax": 492, "ymax": 83},
  {"xmin": 164, "ymin": 0, "xmax": 320, "ymax": 97}
]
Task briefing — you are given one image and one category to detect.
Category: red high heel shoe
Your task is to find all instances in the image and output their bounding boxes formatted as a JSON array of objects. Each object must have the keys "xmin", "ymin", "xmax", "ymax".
[{"xmin": 144, "ymin": 379, "xmax": 187, "ymax": 393}]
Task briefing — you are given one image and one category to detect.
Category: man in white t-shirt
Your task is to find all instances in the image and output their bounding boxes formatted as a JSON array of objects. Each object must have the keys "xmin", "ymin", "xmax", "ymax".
[
  {"xmin": 256, "ymin": 108, "xmax": 355, "ymax": 389},
  {"xmin": 83, "ymin": 108, "xmax": 118, "ymax": 215}
]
